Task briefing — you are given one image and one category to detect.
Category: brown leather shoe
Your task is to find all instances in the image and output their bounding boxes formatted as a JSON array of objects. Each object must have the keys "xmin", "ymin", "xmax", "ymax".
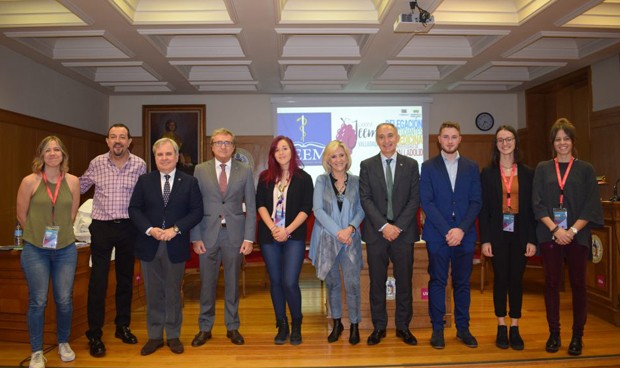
[
  {"xmin": 226, "ymin": 330, "xmax": 245, "ymax": 345},
  {"xmin": 167, "ymin": 338, "xmax": 184, "ymax": 354},
  {"xmin": 140, "ymin": 339, "xmax": 164, "ymax": 356},
  {"xmin": 191, "ymin": 331, "xmax": 212, "ymax": 347}
]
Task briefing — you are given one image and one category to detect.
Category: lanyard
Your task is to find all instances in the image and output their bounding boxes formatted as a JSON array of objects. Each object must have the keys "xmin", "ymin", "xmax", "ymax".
[
  {"xmin": 554, "ymin": 157, "xmax": 574, "ymax": 208},
  {"xmin": 500, "ymin": 163, "xmax": 516, "ymax": 210},
  {"xmin": 42, "ymin": 172, "xmax": 63, "ymax": 225}
]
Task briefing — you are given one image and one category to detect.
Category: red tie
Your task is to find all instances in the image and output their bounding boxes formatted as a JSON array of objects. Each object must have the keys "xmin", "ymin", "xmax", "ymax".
[{"xmin": 219, "ymin": 163, "xmax": 227, "ymax": 195}]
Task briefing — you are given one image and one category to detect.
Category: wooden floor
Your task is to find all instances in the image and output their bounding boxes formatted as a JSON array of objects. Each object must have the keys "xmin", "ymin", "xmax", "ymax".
[{"xmin": 2, "ymin": 265, "xmax": 620, "ymax": 368}]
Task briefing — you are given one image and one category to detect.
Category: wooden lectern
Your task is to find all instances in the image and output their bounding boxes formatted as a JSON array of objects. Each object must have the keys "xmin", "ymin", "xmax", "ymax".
[{"xmin": 587, "ymin": 201, "xmax": 620, "ymax": 326}]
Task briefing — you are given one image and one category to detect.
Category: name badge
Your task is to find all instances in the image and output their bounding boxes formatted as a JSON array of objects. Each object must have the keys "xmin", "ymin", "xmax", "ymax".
[
  {"xmin": 42, "ymin": 226, "xmax": 60, "ymax": 249},
  {"xmin": 502, "ymin": 213, "xmax": 515, "ymax": 233},
  {"xmin": 553, "ymin": 208, "xmax": 568, "ymax": 229}
]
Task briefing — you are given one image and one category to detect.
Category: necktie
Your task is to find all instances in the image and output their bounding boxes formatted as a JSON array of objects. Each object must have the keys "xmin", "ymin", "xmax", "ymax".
[
  {"xmin": 163, "ymin": 174, "xmax": 171, "ymax": 206},
  {"xmin": 219, "ymin": 163, "xmax": 227, "ymax": 195},
  {"xmin": 386, "ymin": 158, "xmax": 393, "ymax": 221}
]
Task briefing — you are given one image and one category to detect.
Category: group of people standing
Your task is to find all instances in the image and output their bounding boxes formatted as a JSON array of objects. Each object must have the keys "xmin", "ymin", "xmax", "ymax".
[{"xmin": 16, "ymin": 117, "xmax": 602, "ymax": 368}]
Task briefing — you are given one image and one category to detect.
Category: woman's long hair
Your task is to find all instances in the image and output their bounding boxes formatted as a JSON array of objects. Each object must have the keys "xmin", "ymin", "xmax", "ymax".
[
  {"xmin": 259, "ymin": 135, "xmax": 303, "ymax": 185},
  {"xmin": 490, "ymin": 125, "xmax": 522, "ymax": 166}
]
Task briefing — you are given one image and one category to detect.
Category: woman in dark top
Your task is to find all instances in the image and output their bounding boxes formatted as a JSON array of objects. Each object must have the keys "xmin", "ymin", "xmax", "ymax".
[
  {"xmin": 532, "ymin": 118, "xmax": 603, "ymax": 356},
  {"xmin": 256, "ymin": 136, "xmax": 313, "ymax": 345},
  {"xmin": 480, "ymin": 125, "xmax": 537, "ymax": 350}
]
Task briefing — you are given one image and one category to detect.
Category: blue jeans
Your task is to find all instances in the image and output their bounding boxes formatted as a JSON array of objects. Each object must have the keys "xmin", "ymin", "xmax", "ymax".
[
  {"xmin": 21, "ymin": 242, "xmax": 77, "ymax": 352},
  {"xmin": 261, "ymin": 239, "xmax": 306, "ymax": 320},
  {"xmin": 325, "ymin": 249, "xmax": 361, "ymax": 323}
]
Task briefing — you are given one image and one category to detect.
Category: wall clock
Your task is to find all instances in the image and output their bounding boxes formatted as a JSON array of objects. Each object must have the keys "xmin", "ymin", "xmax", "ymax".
[{"xmin": 475, "ymin": 112, "xmax": 494, "ymax": 131}]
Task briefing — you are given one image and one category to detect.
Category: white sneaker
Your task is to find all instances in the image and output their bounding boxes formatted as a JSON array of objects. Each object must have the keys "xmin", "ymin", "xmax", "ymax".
[
  {"xmin": 29, "ymin": 351, "xmax": 46, "ymax": 368},
  {"xmin": 58, "ymin": 342, "xmax": 75, "ymax": 362}
]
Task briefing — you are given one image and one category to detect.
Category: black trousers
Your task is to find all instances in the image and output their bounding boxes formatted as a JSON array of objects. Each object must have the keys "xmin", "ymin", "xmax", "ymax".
[
  {"xmin": 490, "ymin": 218, "xmax": 527, "ymax": 319},
  {"xmin": 366, "ymin": 237, "xmax": 413, "ymax": 330},
  {"xmin": 86, "ymin": 219, "xmax": 137, "ymax": 338}
]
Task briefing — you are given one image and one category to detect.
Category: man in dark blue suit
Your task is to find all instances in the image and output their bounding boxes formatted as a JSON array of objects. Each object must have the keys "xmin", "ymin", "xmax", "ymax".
[
  {"xmin": 128, "ymin": 138, "xmax": 203, "ymax": 356},
  {"xmin": 420, "ymin": 122, "xmax": 481, "ymax": 349}
]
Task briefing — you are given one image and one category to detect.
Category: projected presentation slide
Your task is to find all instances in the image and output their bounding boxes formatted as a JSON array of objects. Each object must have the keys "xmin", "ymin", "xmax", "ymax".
[{"xmin": 276, "ymin": 106, "xmax": 424, "ymax": 180}]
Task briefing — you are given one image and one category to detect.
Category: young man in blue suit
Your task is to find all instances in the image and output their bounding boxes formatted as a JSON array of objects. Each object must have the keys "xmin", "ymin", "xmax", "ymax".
[
  {"xmin": 360, "ymin": 123, "xmax": 420, "ymax": 346},
  {"xmin": 420, "ymin": 122, "xmax": 482, "ymax": 349},
  {"xmin": 128, "ymin": 138, "xmax": 203, "ymax": 355}
]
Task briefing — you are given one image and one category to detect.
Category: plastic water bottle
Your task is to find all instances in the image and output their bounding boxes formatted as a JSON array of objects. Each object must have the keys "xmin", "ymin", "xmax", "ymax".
[{"xmin": 14, "ymin": 222, "xmax": 23, "ymax": 247}]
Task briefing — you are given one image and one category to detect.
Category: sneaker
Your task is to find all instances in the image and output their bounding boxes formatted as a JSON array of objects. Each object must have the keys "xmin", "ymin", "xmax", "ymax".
[
  {"xmin": 29, "ymin": 351, "xmax": 46, "ymax": 368},
  {"xmin": 58, "ymin": 342, "xmax": 75, "ymax": 362}
]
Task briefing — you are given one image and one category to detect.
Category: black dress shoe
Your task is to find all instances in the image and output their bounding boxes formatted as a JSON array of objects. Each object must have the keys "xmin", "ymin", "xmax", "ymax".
[
  {"xmin": 227, "ymin": 329, "xmax": 245, "ymax": 345},
  {"xmin": 167, "ymin": 338, "xmax": 184, "ymax": 354},
  {"xmin": 366, "ymin": 329, "xmax": 386, "ymax": 345},
  {"xmin": 456, "ymin": 329, "xmax": 478, "ymax": 348},
  {"xmin": 191, "ymin": 331, "xmax": 212, "ymax": 347},
  {"xmin": 140, "ymin": 339, "xmax": 164, "ymax": 356},
  {"xmin": 349, "ymin": 323, "xmax": 360, "ymax": 345},
  {"xmin": 496, "ymin": 325, "xmax": 509, "ymax": 349},
  {"xmin": 430, "ymin": 329, "xmax": 445, "ymax": 349},
  {"xmin": 115, "ymin": 325, "xmax": 138, "ymax": 344},
  {"xmin": 509, "ymin": 326, "xmax": 524, "ymax": 350},
  {"xmin": 568, "ymin": 335, "xmax": 582, "ymax": 356},
  {"xmin": 88, "ymin": 336, "xmax": 106, "ymax": 358},
  {"xmin": 396, "ymin": 329, "xmax": 418, "ymax": 345},
  {"xmin": 545, "ymin": 332, "xmax": 561, "ymax": 353}
]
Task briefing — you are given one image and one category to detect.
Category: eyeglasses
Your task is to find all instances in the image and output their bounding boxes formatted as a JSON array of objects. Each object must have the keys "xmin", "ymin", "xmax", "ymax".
[
  {"xmin": 212, "ymin": 141, "xmax": 234, "ymax": 147},
  {"xmin": 496, "ymin": 137, "xmax": 515, "ymax": 144}
]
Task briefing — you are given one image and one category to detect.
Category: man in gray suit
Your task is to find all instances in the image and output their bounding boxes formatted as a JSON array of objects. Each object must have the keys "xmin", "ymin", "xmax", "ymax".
[
  {"xmin": 190, "ymin": 128, "xmax": 256, "ymax": 346},
  {"xmin": 359, "ymin": 123, "xmax": 420, "ymax": 346}
]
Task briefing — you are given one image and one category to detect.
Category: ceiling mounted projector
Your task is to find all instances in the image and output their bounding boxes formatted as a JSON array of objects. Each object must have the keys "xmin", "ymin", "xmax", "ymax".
[{"xmin": 394, "ymin": 0, "xmax": 434, "ymax": 33}]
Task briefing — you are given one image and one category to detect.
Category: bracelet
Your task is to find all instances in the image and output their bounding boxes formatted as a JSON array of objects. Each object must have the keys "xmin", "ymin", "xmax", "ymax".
[
  {"xmin": 551, "ymin": 225, "xmax": 560, "ymax": 234},
  {"xmin": 349, "ymin": 224, "xmax": 356, "ymax": 233},
  {"xmin": 285, "ymin": 229, "xmax": 291, "ymax": 239}
]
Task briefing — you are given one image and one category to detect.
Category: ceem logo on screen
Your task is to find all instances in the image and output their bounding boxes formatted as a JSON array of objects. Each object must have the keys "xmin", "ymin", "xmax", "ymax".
[{"xmin": 277, "ymin": 113, "xmax": 331, "ymax": 166}]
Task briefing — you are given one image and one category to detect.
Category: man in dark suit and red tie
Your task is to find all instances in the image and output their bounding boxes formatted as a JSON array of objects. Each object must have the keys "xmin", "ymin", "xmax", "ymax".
[
  {"xmin": 420, "ymin": 121, "xmax": 482, "ymax": 350},
  {"xmin": 359, "ymin": 123, "xmax": 420, "ymax": 346},
  {"xmin": 190, "ymin": 128, "xmax": 256, "ymax": 347},
  {"xmin": 128, "ymin": 138, "xmax": 203, "ymax": 355}
]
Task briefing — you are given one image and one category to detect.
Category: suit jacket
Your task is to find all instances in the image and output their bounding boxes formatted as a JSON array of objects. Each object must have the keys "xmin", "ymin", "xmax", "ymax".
[
  {"xmin": 479, "ymin": 163, "xmax": 537, "ymax": 249},
  {"xmin": 128, "ymin": 170, "xmax": 203, "ymax": 263},
  {"xmin": 256, "ymin": 169, "xmax": 313, "ymax": 245},
  {"xmin": 190, "ymin": 159, "xmax": 256, "ymax": 247},
  {"xmin": 420, "ymin": 154, "xmax": 481, "ymax": 248},
  {"xmin": 359, "ymin": 153, "xmax": 420, "ymax": 245}
]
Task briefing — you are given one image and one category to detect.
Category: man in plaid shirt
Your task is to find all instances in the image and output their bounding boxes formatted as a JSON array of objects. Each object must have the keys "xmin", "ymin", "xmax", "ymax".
[{"xmin": 80, "ymin": 123, "xmax": 146, "ymax": 357}]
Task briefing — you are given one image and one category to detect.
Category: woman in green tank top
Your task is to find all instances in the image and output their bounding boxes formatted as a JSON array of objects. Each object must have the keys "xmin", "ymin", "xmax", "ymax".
[{"xmin": 16, "ymin": 136, "xmax": 81, "ymax": 368}]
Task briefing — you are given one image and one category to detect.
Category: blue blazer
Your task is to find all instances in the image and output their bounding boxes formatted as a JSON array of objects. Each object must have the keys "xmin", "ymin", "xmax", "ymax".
[
  {"xmin": 420, "ymin": 154, "xmax": 481, "ymax": 248},
  {"xmin": 129, "ymin": 170, "xmax": 203, "ymax": 263}
]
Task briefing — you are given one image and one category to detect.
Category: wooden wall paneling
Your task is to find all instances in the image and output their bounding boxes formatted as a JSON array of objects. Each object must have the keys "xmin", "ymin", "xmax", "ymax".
[
  {"xmin": 1, "ymin": 108, "xmax": 107, "ymax": 245},
  {"xmin": 428, "ymin": 134, "xmax": 495, "ymax": 169},
  {"xmin": 591, "ymin": 106, "xmax": 620, "ymax": 200}
]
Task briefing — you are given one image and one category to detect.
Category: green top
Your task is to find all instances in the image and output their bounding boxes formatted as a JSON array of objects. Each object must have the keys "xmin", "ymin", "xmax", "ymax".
[{"xmin": 23, "ymin": 177, "xmax": 75, "ymax": 249}]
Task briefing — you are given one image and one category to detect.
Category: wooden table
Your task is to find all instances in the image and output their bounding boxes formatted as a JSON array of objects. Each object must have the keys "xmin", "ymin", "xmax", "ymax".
[
  {"xmin": 327, "ymin": 241, "xmax": 452, "ymax": 330},
  {"xmin": 0, "ymin": 245, "xmax": 145, "ymax": 344}
]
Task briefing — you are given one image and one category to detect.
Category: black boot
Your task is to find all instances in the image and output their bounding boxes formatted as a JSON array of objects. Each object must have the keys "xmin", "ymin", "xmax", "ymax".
[
  {"xmin": 274, "ymin": 317, "xmax": 289, "ymax": 345},
  {"xmin": 509, "ymin": 326, "xmax": 524, "ymax": 350},
  {"xmin": 568, "ymin": 334, "xmax": 582, "ymax": 356},
  {"xmin": 496, "ymin": 325, "xmax": 509, "ymax": 349},
  {"xmin": 290, "ymin": 317, "xmax": 302, "ymax": 345},
  {"xmin": 349, "ymin": 323, "xmax": 360, "ymax": 345},
  {"xmin": 545, "ymin": 331, "xmax": 561, "ymax": 353},
  {"xmin": 327, "ymin": 318, "xmax": 344, "ymax": 343}
]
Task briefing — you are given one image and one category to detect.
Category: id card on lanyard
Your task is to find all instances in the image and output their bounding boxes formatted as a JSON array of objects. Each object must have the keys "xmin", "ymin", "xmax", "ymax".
[
  {"xmin": 501, "ymin": 164, "xmax": 516, "ymax": 232},
  {"xmin": 552, "ymin": 157, "xmax": 574, "ymax": 230},
  {"xmin": 41, "ymin": 172, "xmax": 62, "ymax": 249}
]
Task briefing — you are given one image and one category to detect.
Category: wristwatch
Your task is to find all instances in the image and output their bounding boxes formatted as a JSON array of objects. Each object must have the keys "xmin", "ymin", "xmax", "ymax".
[
  {"xmin": 570, "ymin": 227, "xmax": 578, "ymax": 235},
  {"xmin": 173, "ymin": 225, "xmax": 181, "ymax": 234}
]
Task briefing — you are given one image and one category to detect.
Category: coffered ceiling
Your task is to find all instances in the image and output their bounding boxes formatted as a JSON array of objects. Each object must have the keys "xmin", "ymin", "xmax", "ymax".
[{"xmin": 1, "ymin": 0, "xmax": 619, "ymax": 95}]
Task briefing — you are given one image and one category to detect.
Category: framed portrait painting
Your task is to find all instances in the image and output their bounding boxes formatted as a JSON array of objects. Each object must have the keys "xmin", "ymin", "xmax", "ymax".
[{"xmin": 142, "ymin": 104, "xmax": 205, "ymax": 173}]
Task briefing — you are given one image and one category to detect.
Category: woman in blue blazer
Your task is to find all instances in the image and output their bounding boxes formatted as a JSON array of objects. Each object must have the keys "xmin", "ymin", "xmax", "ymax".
[
  {"xmin": 479, "ymin": 125, "xmax": 536, "ymax": 350},
  {"xmin": 310, "ymin": 140, "xmax": 365, "ymax": 345}
]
